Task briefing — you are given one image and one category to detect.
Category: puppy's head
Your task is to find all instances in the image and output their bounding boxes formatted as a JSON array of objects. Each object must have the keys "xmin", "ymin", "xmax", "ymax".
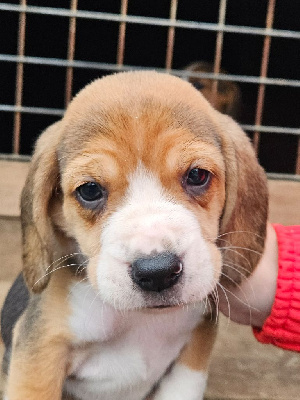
[{"xmin": 21, "ymin": 71, "xmax": 268, "ymax": 310}]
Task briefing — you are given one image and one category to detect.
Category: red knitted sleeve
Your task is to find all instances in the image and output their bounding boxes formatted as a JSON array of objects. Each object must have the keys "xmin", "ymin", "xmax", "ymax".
[{"xmin": 253, "ymin": 224, "xmax": 300, "ymax": 352}]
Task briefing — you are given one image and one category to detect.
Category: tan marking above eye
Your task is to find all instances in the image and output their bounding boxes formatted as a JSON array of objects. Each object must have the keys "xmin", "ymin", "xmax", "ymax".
[
  {"xmin": 61, "ymin": 102, "xmax": 226, "ymax": 230},
  {"xmin": 62, "ymin": 152, "xmax": 122, "ymax": 194}
]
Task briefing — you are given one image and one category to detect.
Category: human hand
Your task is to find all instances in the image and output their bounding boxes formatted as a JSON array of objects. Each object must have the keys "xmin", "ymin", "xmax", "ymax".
[{"xmin": 217, "ymin": 223, "xmax": 278, "ymax": 327}]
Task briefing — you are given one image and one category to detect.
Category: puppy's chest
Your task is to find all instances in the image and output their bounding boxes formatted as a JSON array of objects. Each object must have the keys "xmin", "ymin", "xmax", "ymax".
[{"xmin": 65, "ymin": 282, "xmax": 205, "ymax": 400}]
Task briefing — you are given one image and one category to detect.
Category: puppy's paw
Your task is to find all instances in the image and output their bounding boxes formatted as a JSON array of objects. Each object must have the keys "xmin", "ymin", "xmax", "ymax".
[{"xmin": 153, "ymin": 364, "xmax": 207, "ymax": 400}]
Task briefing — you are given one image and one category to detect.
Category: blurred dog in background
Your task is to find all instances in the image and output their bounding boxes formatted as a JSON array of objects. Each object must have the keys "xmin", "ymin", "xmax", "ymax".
[{"xmin": 184, "ymin": 61, "xmax": 241, "ymax": 120}]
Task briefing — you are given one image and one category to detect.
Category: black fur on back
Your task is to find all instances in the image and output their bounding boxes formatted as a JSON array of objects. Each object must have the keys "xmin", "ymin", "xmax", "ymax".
[{"xmin": 1, "ymin": 273, "xmax": 29, "ymax": 373}]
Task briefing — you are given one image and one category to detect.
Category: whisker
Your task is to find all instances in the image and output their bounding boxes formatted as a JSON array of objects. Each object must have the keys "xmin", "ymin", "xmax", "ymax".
[
  {"xmin": 215, "ymin": 230, "xmax": 265, "ymax": 240},
  {"xmin": 219, "ymin": 272, "xmax": 260, "ymax": 316},
  {"xmin": 219, "ymin": 247, "xmax": 252, "ymax": 269},
  {"xmin": 33, "ymin": 260, "xmax": 88, "ymax": 290},
  {"xmin": 203, "ymin": 295, "xmax": 210, "ymax": 315},
  {"xmin": 220, "ymin": 270, "xmax": 238, "ymax": 285},
  {"xmin": 209, "ymin": 290, "xmax": 219, "ymax": 324},
  {"xmin": 213, "ymin": 287, "xmax": 220, "ymax": 323},
  {"xmin": 206, "ymin": 297, "xmax": 213, "ymax": 321},
  {"xmin": 219, "ymin": 245, "xmax": 262, "ymax": 257},
  {"xmin": 216, "ymin": 282, "xmax": 231, "ymax": 325},
  {"xmin": 222, "ymin": 264, "xmax": 258, "ymax": 306},
  {"xmin": 45, "ymin": 252, "xmax": 83, "ymax": 273},
  {"xmin": 75, "ymin": 260, "xmax": 88, "ymax": 276},
  {"xmin": 32, "ymin": 263, "xmax": 72, "ymax": 289},
  {"xmin": 222, "ymin": 259, "xmax": 251, "ymax": 275},
  {"xmin": 222, "ymin": 263, "xmax": 248, "ymax": 280},
  {"xmin": 68, "ymin": 276, "xmax": 89, "ymax": 296}
]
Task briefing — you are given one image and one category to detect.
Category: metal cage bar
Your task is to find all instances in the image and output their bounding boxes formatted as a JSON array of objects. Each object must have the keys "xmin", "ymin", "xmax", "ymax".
[
  {"xmin": 253, "ymin": 0, "xmax": 276, "ymax": 153},
  {"xmin": 211, "ymin": 0, "xmax": 227, "ymax": 104},
  {"xmin": 116, "ymin": 0, "xmax": 128, "ymax": 67},
  {"xmin": 65, "ymin": 0, "xmax": 78, "ymax": 107},
  {"xmin": 165, "ymin": 0, "xmax": 178, "ymax": 71},
  {"xmin": 1, "ymin": 54, "xmax": 300, "ymax": 87},
  {"xmin": 0, "ymin": 1, "xmax": 299, "ymax": 177},
  {"xmin": 12, "ymin": 0, "xmax": 26, "ymax": 155},
  {"xmin": 1, "ymin": 3, "xmax": 300, "ymax": 40}
]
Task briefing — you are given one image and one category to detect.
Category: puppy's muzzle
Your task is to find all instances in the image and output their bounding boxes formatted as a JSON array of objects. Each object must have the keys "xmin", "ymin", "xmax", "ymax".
[{"xmin": 131, "ymin": 252, "xmax": 183, "ymax": 292}]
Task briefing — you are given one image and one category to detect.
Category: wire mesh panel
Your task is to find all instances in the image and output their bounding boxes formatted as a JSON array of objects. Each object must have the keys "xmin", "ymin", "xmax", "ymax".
[{"xmin": 0, "ymin": 0, "xmax": 299, "ymax": 178}]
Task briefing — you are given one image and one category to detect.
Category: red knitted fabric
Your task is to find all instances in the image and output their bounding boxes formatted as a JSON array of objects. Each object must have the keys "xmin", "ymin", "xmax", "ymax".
[{"xmin": 253, "ymin": 224, "xmax": 300, "ymax": 352}]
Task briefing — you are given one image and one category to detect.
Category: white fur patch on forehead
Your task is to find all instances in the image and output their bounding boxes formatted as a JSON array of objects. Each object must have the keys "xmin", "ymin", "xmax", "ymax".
[{"xmin": 126, "ymin": 163, "xmax": 171, "ymax": 204}]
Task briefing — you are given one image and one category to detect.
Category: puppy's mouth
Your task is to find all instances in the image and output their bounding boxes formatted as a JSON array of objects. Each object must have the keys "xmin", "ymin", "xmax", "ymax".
[
  {"xmin": 137, "ymin": 290, "xmax": 185, "ymax": 310},
  {"xmin": 152, "ymin": 304, "xmax": 173, "ymax": 308},
  {"xmin": 150, "ymin": 304, "xmax": 180, "ymax": 309},
  {"xmin": 143, "ymin": 303, "xmax": 184, "ymax": 313}
]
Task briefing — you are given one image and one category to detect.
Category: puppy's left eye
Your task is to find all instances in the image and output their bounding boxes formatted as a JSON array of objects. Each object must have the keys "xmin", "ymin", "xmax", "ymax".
[
  {"xmin": 187, "ymin": 168, "xmax": 210, "ymax": 186},
  {"xmin": 184, "ymin": 168, "xmax": 211, "ymax": 196},
  {"xmin": 75, "ymin": 182, "xmax": 107, "ymax": 210}
]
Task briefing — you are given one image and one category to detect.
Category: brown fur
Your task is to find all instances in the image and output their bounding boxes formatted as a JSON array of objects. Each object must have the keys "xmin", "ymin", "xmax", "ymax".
[
  {"xmin": 179, "ymin": 315, "xmax": 217, "ymax": 371},
  {"xmin": 6, "ymin": 71, "xmax": 268, "ymax": 399}
]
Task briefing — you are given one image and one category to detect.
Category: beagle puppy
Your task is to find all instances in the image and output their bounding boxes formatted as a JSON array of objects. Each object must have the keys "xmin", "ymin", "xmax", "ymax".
[
  {"xmin": 184, "ymin": 61, "xmax": 241, "ymax": 119},
  {"xmin": 1, "ymin": 71, "xmax": 268, "ymax": 400}
]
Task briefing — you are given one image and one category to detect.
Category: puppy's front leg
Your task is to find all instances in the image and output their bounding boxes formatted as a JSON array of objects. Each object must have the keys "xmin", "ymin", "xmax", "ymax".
[
  {"xmin": 5, "ymin": 316, "xmax": 70, "ymax": 400},
  {"xmin": 153, "ymin": 316, "xmax": 217, "ymax": 400},
  {"xmin": 5, "ymin": 336, "xmax": 69, "ymax": 400}
]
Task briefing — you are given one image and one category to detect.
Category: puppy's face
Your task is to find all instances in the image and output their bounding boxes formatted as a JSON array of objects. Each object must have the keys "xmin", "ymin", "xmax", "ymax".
[
  {"xmin": 22, "ymin": 72, "xmax": 268, "ymax": 310},
  {"xmin": 59, "ymin": 98, "xmax": 225, "ymax": 309}
]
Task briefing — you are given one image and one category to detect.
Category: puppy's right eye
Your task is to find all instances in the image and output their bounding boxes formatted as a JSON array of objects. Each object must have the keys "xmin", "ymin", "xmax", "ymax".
[{"xmin": 75, "ymin": 182, "xmax": 107, "ymax": 210}]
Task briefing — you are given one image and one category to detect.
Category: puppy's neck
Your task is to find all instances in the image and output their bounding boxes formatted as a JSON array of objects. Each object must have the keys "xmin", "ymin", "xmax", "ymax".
[{"xmin": 67, "ymin": 280, "xmax": 205, "ymax": 345}]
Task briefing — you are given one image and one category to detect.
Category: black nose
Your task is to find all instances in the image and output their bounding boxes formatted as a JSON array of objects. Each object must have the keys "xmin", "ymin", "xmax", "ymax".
[{"xmin": 131, "ymin": 252, "xmax": 183, "ymax": 292}]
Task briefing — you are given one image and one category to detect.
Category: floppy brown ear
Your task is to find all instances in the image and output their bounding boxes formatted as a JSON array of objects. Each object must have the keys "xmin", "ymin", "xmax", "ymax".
[
  {"xmin": 21, "ymin": 121, "xmax": 65, "ymax": 293},
  {"xmin": 216, "ymin": 114, "xmax": 268, "ymax": 285}
]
